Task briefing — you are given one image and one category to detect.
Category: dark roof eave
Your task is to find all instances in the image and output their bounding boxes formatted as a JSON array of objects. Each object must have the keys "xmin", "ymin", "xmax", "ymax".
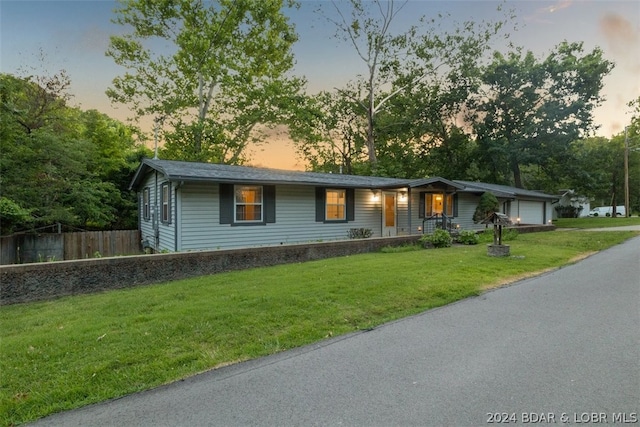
[{"xmin": 166, "ymin": 176, "xmax": 409, "ymax": 189}]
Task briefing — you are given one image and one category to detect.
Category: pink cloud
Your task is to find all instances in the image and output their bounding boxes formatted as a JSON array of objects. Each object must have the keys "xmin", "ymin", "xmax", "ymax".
[
  {"xmin": 525, "ymin": 0, "xmax": 574, "ymax": 24},
  {"xmin": 600, "ymin": 13, "xmax": 640, "ymax": 73}
]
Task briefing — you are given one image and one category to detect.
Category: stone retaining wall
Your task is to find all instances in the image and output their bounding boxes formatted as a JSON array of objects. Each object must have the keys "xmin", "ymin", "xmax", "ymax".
[{"xmin": 1, "ymin": 236, "xmax": 419, "ymax": 306}]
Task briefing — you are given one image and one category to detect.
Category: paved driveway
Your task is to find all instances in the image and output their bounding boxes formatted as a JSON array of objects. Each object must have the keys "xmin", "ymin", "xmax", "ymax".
[{"xmin": 31, "ymin": 237, "xmax": 640, "ymax": 426}]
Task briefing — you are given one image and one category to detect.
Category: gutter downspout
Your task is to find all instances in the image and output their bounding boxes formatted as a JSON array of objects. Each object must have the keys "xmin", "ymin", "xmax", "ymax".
[
  {"xmin": 174, "ymin": 181, "xmax": 183, "ymax": 252},
  {"xmin": 154, "ymin": 171, "xmax": 159, "ymax": 251},
  {"xmin": 407, "ymin": 188, "xmax": 412, "ymax": 235}
]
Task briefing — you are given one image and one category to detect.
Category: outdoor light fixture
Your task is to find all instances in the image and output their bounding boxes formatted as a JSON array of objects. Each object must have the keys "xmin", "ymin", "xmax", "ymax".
[
  {"xmin": 399, "ymin": 191, "xmax": 407, "ymax": 201},
  {"xmin": 371, "ymin": 190, "xmax": 380, "ymax": 201},
  {"xmin": 516, "ymin": 217, "xmax": 521, "ymax": 224}
]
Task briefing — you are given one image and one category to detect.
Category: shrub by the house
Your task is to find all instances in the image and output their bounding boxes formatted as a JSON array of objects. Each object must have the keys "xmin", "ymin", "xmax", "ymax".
[
  {"xmin": 419, "ymin": 229, "xmax": 453, "ymax": 248},
  {"xmin": 456, "ymin": 230, "xmax": 480, "ymax": 245}
]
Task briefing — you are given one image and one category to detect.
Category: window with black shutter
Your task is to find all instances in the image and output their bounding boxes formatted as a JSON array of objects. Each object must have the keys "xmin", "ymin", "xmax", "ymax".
[{"xmin": 220, "ymin": 184, "xmax": 275, "ymax": 225}]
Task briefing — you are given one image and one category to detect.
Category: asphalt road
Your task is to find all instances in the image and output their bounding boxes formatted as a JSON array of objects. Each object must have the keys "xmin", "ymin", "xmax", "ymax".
[{"xmin": 31, "ymin": 236, "xmax": 640, "ymax": 427}]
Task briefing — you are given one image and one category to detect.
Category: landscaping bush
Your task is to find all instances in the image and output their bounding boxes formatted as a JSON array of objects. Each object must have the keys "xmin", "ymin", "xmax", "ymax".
[
  {"xmin": 419, "ymin": 229, "xmax": 453, "ymax": 248},
  {"xmin": 555, "ymin": 205, "xmax": 583, "ymax": 218},
  {"xmin": 456, "ymin": 230, "xmax": 480, "ymax": 245},
  {"xmin": 347, "ymin": 228, "xmax": 373, "ymax": 239},
  {"xmin": 473, "ymin": 192, "xmax": 500, "ymax": 223}
]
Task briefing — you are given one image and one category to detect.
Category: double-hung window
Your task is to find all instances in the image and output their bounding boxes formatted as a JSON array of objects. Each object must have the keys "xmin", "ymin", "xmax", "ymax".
[
  {"xmin": 142, "ymin": 187, "xmax": 150, "ymax": 221},
  {"xmin": 161, "ymin": 182, "xmax": 171, "ymax": 223},
  {"xmin": 315, "ymin": 187, "xmax": 354, "ymax": 222},
  {"xmin": 325, "ymin": 189, "xmax": 346, "ymax": 221},
  {"xmin": 235, "ymin": 185, "xmax": 263, "ymax": 222},
  {"xmin": 220, "ymin": 184, "xmax": 275, "ymax": 225}
]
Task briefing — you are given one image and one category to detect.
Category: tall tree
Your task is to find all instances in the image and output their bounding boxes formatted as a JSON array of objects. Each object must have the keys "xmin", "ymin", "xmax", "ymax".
[
  {"xmin": 0, "ymin": 73, "xmax": 147, "ymax": 233},
  {"xmin": 320, "ymin": 0, "xmax": 412, "ymax": 168},
  {"xmin": 374, "ymin": 12, "xmax": 505, "ymax": 179},
  {"xmin": 471, "ymin": 42, "xmax": 613, "ymax": 188},
  {"xmin": 106, "ymin": 0, "xmax": 304, "ymax": 164},
  {"xmin": 288, "ymin": 90, "xmax": 368, "ymax": 174},
  {"xmin": 314, "ymin": 0, "xmax": 508, "ymax": 175}
]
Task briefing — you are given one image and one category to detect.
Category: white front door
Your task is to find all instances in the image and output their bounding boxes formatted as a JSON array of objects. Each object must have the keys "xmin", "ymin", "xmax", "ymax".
[{"xmin": 382, "ymin": 192, "xmax": 397, "ymax": 237}]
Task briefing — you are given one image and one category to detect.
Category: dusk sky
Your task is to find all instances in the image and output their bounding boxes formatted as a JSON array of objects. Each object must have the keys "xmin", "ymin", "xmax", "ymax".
[{"xmin": 1, "ymin": 0, "xmax": 639, "ymax": 170}]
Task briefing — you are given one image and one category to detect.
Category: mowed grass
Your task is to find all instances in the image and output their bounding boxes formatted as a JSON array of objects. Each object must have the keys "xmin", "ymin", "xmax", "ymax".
[
  {"xmin": 1, "ymin": 231, "xmax": 638, "ymax": 426},
  {"xmin": 554, "ymin": 216, "xmax": 640, "ymax": 229}
]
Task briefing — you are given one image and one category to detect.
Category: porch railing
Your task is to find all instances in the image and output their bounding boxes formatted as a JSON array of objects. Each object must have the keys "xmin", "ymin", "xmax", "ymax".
[{"xmin": 422, "ymin": 213, "xmax": 458, "ymax": 235}]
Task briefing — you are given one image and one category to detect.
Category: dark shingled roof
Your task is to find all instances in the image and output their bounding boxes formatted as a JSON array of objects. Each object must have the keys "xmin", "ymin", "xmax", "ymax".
[
  {"xmin": 130, "ymin": 158, "xmax": 412, "ymax": 189},
  {"xmin": 454, "ymin": 180, "xmax": 557, "ymax": 200},
  {"xmin": 130, "ymin": 159, "xmax": 554, "ymax": 201}
]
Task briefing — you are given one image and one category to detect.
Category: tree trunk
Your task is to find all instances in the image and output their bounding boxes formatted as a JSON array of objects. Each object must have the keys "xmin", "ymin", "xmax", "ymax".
[
  {"xmin": 366, "ymin": 104, "xmax": 377, "ymax": 166},
  {"xmin": 511, "ymin": 158, "xmax": 523, "ymax": 188}
]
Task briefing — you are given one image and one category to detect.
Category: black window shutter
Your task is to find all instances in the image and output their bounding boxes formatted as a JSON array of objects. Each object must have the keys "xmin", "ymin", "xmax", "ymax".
[
  {"xmin": 418, "ymin": 192, "xmax": 426, "ymax": 218},
  {"xmin": 264, "ymin": 185, "xmax": 276, "ymax": 223},
  {"xmin": 346, "ymin": 188, "xmax": 355, "ymax": 221},
  {"xmin": 453, "ymin": 194, "xmax": 459, "ymax": 217},
  {"xmin": 219, "ymin": 184, "xmax": 234, "ymax": 224},
  {"xmin": 315, "ymin": 187, "xmax": 325, "ymax": 222}
]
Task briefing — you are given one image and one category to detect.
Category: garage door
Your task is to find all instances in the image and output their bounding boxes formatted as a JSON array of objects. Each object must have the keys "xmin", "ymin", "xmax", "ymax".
[{"xmin": 518, "ymin": 201, "xmax": 544, "ymax": 224}]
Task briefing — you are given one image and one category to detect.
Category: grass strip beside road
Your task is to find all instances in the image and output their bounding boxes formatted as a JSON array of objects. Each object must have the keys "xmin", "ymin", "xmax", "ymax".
[
  {"xmin": 1, "ymin": 230, "xmax": 638, "ymax": 426},
  {"xmin": 554, "ymin": 216, "xmax": 640, "ymax": 229}
]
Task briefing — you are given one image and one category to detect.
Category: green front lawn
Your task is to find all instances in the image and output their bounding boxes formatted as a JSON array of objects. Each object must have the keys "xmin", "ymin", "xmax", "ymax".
[
  {"xmin": 553, "ymin": 216, "xmax": 640, "ymax": 229},
  {"xmin": 1, "ymin": 230, "xmax": 638, "ymax": 426}
]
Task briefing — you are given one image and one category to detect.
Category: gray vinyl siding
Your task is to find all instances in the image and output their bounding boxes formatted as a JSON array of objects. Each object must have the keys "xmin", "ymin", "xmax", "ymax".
[
  {"xmin": 158, "ymin": 181, "xmax": 176, "ymax": 251},
  {"xmin": 138, "ymin": 173, "xmax": 156, "ymax": 249},
  {"xmin": 178, "ymin": 183, "xmax": 384, "ymax": 251},
  {"xmin": 136, "ymin": 173, "xmax": 176, "ymax": 252},
  {"xmin": 396, "ymin": 196, "xmax": 410, "ymax": 235},
  {"xmin": 455, "ymin": 193, "xmax": 484, "ymax": 232}
]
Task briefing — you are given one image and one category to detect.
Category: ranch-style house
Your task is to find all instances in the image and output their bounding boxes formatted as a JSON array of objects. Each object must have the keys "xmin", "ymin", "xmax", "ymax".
[{"xmin": 130, "ymin": 158, "xmax": 557, "ymax": 252}]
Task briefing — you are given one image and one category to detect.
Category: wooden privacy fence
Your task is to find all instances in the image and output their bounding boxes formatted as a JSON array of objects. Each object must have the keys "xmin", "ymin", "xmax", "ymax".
[
  {"xmin": 64, "ymin": 230, "xmax": 142, "ymax": 260},
  {"xmin": 0, "ymin": 230, "xmax": 142, "ymax": 265}
]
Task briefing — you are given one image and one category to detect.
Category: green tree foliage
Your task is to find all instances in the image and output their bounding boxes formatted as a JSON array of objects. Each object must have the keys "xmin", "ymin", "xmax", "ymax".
[
  {"xmin": 379, "ymin": 10, "xmax": 506, "ymax": 179},
  {"xmin": 300, "ymin": 0, "xmax": 508, "ymax": 177},
  {"xmin": 627, "ymin": 97, "xmax": 640, "ymax": 213},
  {"xmin": 0, "ymin": 197, "xmax": 33, "ymax": 235},
  {"xmin": 288, "ymin": 90, "xmax": 368, "ymax": 174},
  {"xmin": 106, "ymin": 0, "xmax": 304, "ymax": 164},
  {"xmin": 0, "ymin": 73, "xmax": 148, "ymax": 234},
  {"xmin": 473, "ymin": 192, "xmax": 500, "ymax": 223},
  {"xmin": 314, "ymin": 0, "xmax": 411, "ymax": 167},
  {"xmin": 472, "ymin": 42, "xmax": 613, "ymax": 188}
]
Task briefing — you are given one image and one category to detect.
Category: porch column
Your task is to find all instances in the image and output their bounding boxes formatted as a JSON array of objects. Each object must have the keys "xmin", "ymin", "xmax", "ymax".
[{"xmin": 407, "ymin": 188, "xmax": 412, "ymax": 235}]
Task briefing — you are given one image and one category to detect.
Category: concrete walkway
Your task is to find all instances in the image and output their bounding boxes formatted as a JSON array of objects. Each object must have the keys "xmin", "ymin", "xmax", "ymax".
[
  {"xmin": 30, "ymin": 236, "xmax": 640, "ymax": 426},
  {"xmin": 578, "ymin": 225, "xmax": 640, "ymax": 231}
]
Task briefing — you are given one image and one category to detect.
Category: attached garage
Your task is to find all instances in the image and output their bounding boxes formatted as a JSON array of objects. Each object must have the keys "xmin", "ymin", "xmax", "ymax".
[
  {"xmin": 455, "ymin": 180, "xmax": 556, "ymax": 226},
  {"xmin": 517, "ymin": 200, "xmax": 546, "ymax": 224}
]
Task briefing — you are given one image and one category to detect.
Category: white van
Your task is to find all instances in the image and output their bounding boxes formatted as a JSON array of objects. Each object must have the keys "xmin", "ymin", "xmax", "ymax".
[{"xmin": 588, "ymin": 206, "xmax": 626, "ymax": 217}]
